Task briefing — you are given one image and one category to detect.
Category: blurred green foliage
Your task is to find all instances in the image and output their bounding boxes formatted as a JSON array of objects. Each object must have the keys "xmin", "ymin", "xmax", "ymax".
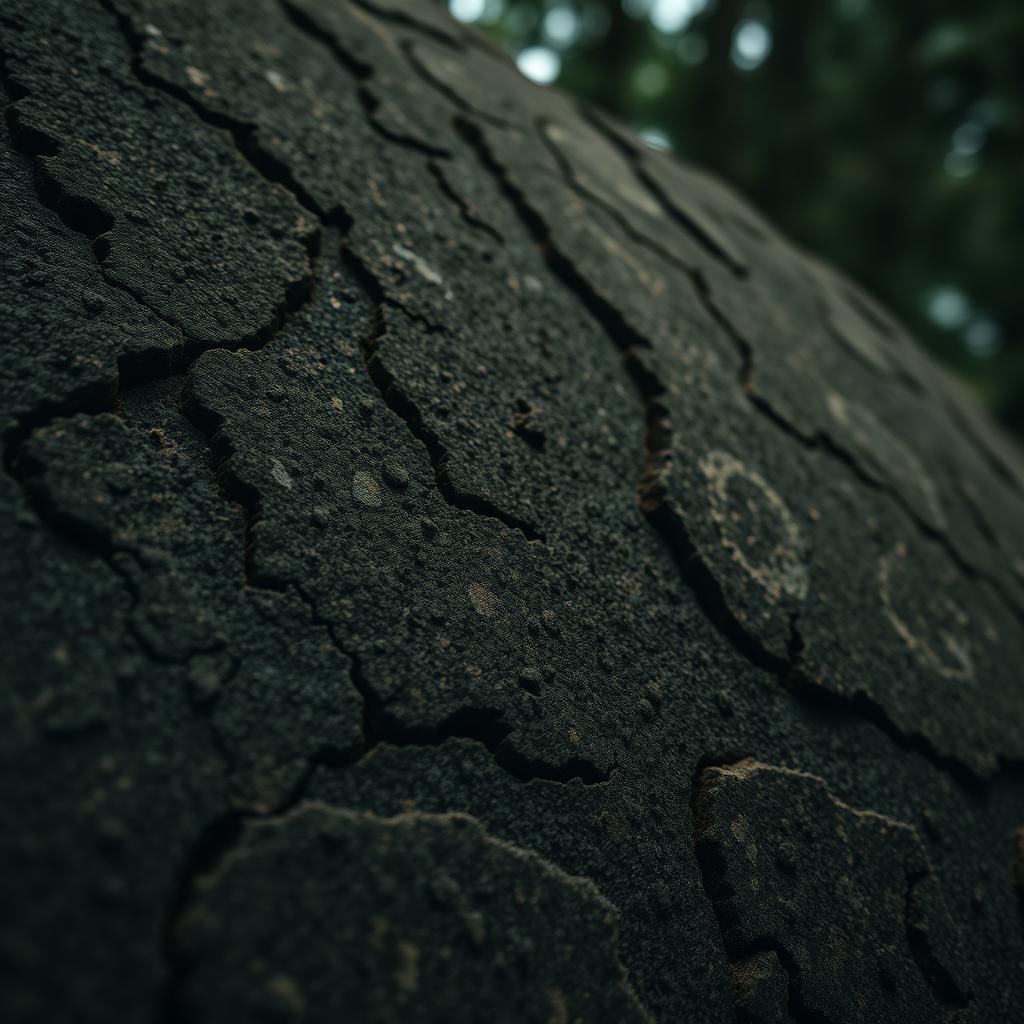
[{"xmin": 450, "ymin": 0, "xmax": 1024, "ymax": 436}]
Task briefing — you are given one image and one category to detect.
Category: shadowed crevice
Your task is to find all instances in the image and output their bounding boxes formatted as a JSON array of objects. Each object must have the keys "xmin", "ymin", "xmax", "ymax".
[
  {"xmin": 156, "ymin": 812, "xmax": 244, "ymax": 1024},
  {"xmin": 341, "ymin": 246, "xmax": 546, "ymax": 543},
  {"xmin": 541, "ymin": 97, "xmax": 1024, "ymax": 627},
  {"xmin": 904, "ymin": 871, "xmax": 973, "ymax": 1008},
  {"xmin": 278, "ymin": 0, "xmax": 452, "ymax": 157},
  {"xmin": 581, "ymin": 103, "xmax": 749, "ymax": 278},
  {"xmin": 453, "ymin": 115, "xmax": 1007, "ymax": 791}
]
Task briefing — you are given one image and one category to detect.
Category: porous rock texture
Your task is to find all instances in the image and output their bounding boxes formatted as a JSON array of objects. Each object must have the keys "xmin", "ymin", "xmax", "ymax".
[{"xmin": 1, "ymin": 2, "xmax": 1023, "ymax": 1022}]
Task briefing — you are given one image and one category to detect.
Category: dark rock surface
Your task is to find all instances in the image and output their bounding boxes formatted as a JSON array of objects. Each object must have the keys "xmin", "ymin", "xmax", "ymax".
[
  {"xmin": 693, "ymin": 759, "xmax": 973, "ymax": 1022},
  {"xmin": 1, "ymin": 1, "xmax": 1022, "ymax": 1021},
  {"xmin": 176, "ymin": 806, "xmax": 651, "ymax": 1022}
]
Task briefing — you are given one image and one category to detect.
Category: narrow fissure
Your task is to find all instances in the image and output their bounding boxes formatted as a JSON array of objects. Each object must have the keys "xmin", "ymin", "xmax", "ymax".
[
  {"xmin": 278, "ymin": 0, "xmax": 451, "ymax": 158},
  {"xmin": 341, "ymin": 246, "xmax": 546, "ymax": 542},
  {"xmin": 9, "ymin": 7, "xmax": 597, "ymax": 808},
  {"xmin": 904, "ymin": 870, "xmax": 973, "ymax": 1008},
  {"xmin": 100, "ymin": 0, "xmax": 340, "ymax": 221},
  {"xmin": 350, "ymin": 0, "xmax": 468, "ymax": 48},
  {"xmin": 540, "ymin": 104, "xmax": 1023, "ymax": 626},
  {"xmin": 581, "ymin": 103, "xmax": 749, "ymax": 278},
  {"xmin": 157, "ymin": 812, "xmax": 244, "ymax": 1024},
  {"xmin": 693, "ymin": 268, "xmax": 1024, "ymax": 624},
  {"xmin": 689, "ymin": 763, "xmax": 837, "ymax": 1024},
  {"xmin": 452, "ymin": 115, "xmax": 1005, "ymax": 791},
  {"xmin": 426, "ymin": 156, "xmax": 504, "ymax": 243},
  {"xmin": 456, "ymin": 120, "xmax": 787, "ymax": 665}
]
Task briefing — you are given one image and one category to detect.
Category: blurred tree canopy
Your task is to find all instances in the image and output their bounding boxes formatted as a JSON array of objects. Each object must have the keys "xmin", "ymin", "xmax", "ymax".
[{"xmin": 449, "ymin": 0, "xmax": 1024, "ymax": 437}]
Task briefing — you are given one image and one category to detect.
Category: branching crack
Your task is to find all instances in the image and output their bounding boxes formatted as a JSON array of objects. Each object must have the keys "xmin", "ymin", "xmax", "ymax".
[
  {"xmin": 157, "ymin": 812, "xmax": 243, "ymax": 1024},
  {"xmin": 426, "ymin": 157, "xmax": 504, "ymax": 243},
  {"xmin": 349, "ymin": 0, "xmax": 467, "ymax": 49},
  {"xmin": 9, "ymin": 6, "xmax": 579, "ymax": 811},
  {"xmin": 11, "ymin": 0, "xmax": 1006, "ymax": 799},
  {"xmin": 689, "ymin": 761, "xmax": 833, "ymax": 1024},
  {"xmin": 341, "ymin": 245, "xmax": 545, "ymax": 542},
  {"xmin": 451, "ymin": 116, "xmax": 1007, "ymax": 789},
  {"xmin": 278, "ymin": 0, "xmax": 451, "ymax": 157},
  {"xmin": 400, "ymin": 37, "xmax": 515, "ymax": 130},
  {"xmin": 541, "ymin": 104, "xmax": 1024, "ymax": 626},
  {"xmin": 5, "ymin": 7, "xmax": 1021, "ymax": 1018},
  {"xmin": 690, "ymin": 759, "xmax": 975, "ymax": 1021},
  {"xmin": 6, "ymin": 390, "xmax": 229, "ymax": 673},
  {"xmin": 2, "ymin": 11, "xmax": 324, "ymax": 647},
  {"xmin": 782, "ymin": 670, "xmax": 985, "ymax": 790},
  {"xmin": 3, "ymin": 11, "xmax": 323, "ymax": 428},
  {"xmin": 298, "ymin": 600, "xmax": 611, "ymax": 787},
  {"xmin": 456, "ymin": 118, "xmax": 783, "ymax": 657},
  {"xmin": 176, "ymin": 235, "xmax": 596, "ymax": 791},
  {"xmin": 905, "ymin": 870, "xmax": 973, "ymax": 1008},
  {"xmin": 103, "ymin": 0, "xmax": 541, "ymax": 553},
  {"xmin": 100, "ymin": 0, "xmax": 341, "ymax": 223},
  {"xmin": 2, "ymin": 50, "xmax": 189, "ymax": 353},
  {"xmin": 581, "ymin": 103, "xmax": 749, "ymax": 278},
  {"xmin": 693, "ymin": 268, "xmax": 1024, "ymax": 625}
]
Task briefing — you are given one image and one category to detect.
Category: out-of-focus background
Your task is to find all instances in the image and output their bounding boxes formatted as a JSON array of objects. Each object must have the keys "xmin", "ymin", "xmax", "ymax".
[{"xmin": 448, "ymin": 0, "xmax": 1024, "ymax": 437}]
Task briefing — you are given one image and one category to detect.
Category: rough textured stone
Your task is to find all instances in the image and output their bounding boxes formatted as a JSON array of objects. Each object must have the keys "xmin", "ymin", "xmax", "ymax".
[{"xmin": 2, "ymin": 1, "xmax": 1022, "ymax": 1022}]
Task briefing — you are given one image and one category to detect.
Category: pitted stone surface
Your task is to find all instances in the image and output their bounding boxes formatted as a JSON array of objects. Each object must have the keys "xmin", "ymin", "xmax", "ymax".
[
  {"xmin": 693, "ymin": 760, "xmax": 973, "ymax": 1024},
  {"xmin": 175, "ymin": 806, "xmax": 651, "ymax": 1023},
  {"xmin": 2, "ymin": 2, "xmax": 1023, "ymax": 1022}
]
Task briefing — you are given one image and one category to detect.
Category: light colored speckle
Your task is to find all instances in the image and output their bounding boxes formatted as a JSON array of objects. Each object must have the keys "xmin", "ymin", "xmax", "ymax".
[
  {"xmin": 84, "ymin": 142, "xmax": 122, "ymax": 167},
  {"xmin": 352, "ymin": 471, "xmax": 383, "ymax": 508},
  {"xmin": 463, "ymin": 910, "xmax": 486, "ymax": 948},
  {"xmin": 264, "ymin": 974, "xmax": 307, "ymax": 1016},
  {"xmin": 468, "ymin": 582, "xmax": 500, "ymax": 618},
  {"xmin": 185, "ymin": 65, "xmax": 210, "ymax": 89},
  {"xmin": 144, "ymin": 23, "xmax": 162, "ymax": 37},
  {"xmin": 394, "ymin": 941, "xmax": 419, "ymax": 995},
  {"xmin": 264, "ymin": 68, "xmax": 289, "ymax": 92},
  {"xmin": 730, "ymin": 815, "xmax": 749, "ymax": 844},
  {"xmin": 524, "ymin": 274, "xmax": 543, "ymax": 293},
  {"xmin": 270, "ymin": 458, "xmax": 293, "ymax": 490},
  {"xmin": 546, "ymin": 987, "xmax": 569, "ymax": 1024},
  {"xmin": 392, "ymin": 242, "xmax": 452, "ymax": 298}
]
